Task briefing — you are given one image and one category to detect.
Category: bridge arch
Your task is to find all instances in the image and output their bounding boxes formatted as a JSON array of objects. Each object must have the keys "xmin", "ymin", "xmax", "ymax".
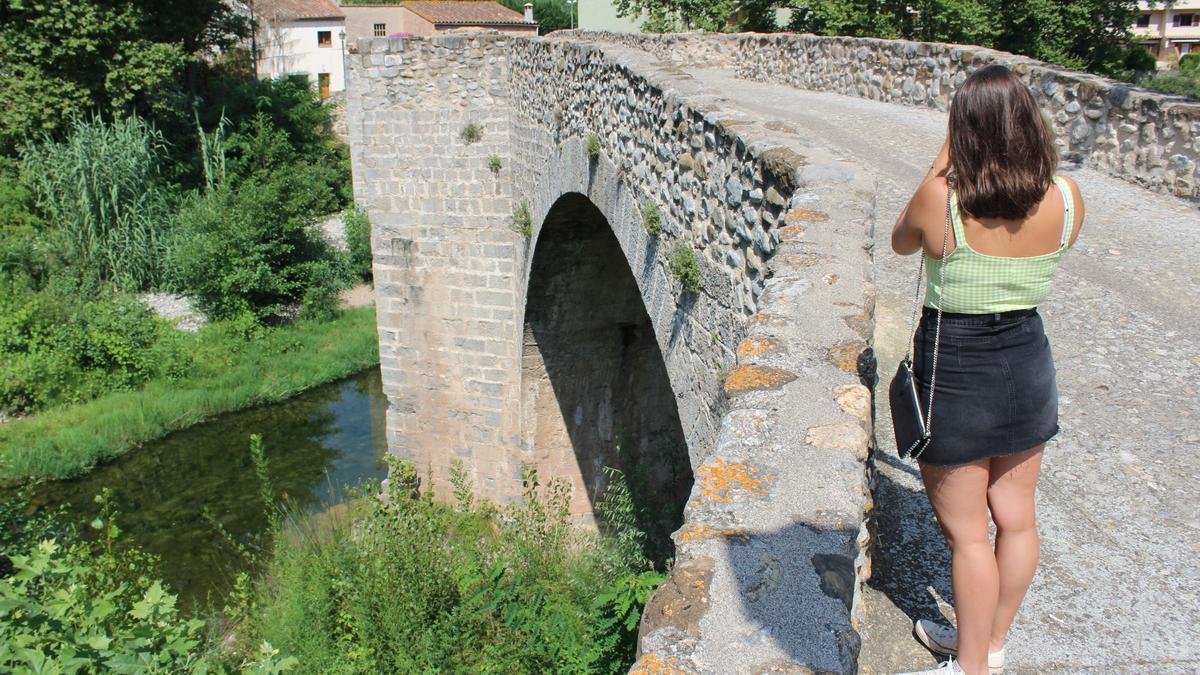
[{"xmin": 519, "ymin": 188, "xmax": 693, "ymax": 557}]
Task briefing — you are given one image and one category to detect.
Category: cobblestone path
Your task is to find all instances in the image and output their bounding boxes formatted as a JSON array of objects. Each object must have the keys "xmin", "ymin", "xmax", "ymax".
[{"xmin": 678, "ymin": 67, "xmax": 1200, "ymax": 674}]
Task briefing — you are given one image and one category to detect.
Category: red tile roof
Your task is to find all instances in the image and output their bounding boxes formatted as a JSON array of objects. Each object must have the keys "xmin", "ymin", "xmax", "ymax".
[
  {"xmin": 403, "ymin": 1, "xmax": 532, "ymax": 26},
  {"xmin": 257, "ymin": 0, "xmax": 344, "ymax": 21}
]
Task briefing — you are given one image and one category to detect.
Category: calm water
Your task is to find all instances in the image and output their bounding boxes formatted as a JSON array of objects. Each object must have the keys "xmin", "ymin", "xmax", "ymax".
[{"xmin": 13, "ymin": 368, "xmax": 389, "ymax": 610}]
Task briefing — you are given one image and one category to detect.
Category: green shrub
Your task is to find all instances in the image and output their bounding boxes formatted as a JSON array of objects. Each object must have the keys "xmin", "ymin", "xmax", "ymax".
[
  {"xmin": 0, "ymin": 278, "xmax": 186, "ymax": 414},
  {"xmin": 343, "ymin": 207, "xmax": 373, "ymax": 282},
  {"xmin": 0, "ymin": 488, "xmax": 211, "ymax": 673},
  {"xmin": 510, "ymin": 201, "xmax": 533, "ymax": 240},
  {"xmin": 461, "ymin": 123, "xmax": 483, "ymax": 145},
  {"xmin": 0, "ymin": 489, "xmax": 298, "ymax": 673},
  {"xmin": 1124, "ymin": 47, "xmax": 1158, "ymax": 74},
  {"xmin": 668, "ymin": 241, "xmax": 701, "ymax": 294},
  {"xmin": 1142, "ymin": 73, "xmax": 1200, "ymax": 100},
  {"xmin": 1181, "ymin": 53, "xmax": 1200, "ymax": 74},
  {"xmin": 168, "ymin": 165, "xmax": 343, "ymax": 321},
  {"xmin": 641, "ymin": 200, "xmax": 663, "ymax": 237},
  {"xmin": 21, "ymin": 116, "xmax": 171, "ymax": 291},
  {"xmin": 488, "ymin": 154, "xmax": 503, "ymax": 174},
  {"xmin": 189, "ymin": 74, "xmax": 350, "ymax": 202},
  {"xmin": 586, "ymin": 132, "xmax": 602, "ymax": 158},
  {"xmin": 239, "ymin": 463, "xmax": 660, "ymax": 674}
]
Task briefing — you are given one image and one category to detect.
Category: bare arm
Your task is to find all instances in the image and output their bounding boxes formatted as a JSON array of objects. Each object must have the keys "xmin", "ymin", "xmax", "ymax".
[{"xmin": 892, "ymin": 137, "xmax": 951, "ymax": 256}]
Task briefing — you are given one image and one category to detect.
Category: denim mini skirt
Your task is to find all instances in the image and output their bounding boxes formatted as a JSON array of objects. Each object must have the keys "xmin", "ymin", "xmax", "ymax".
[{"xmin": 911, "ymin": 306, "xmax": 1059, "ymax": 466}]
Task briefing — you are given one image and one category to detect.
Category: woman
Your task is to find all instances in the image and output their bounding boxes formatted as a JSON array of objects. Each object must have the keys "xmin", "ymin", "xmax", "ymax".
[{"xmin": 890, "ymin": 64, "xmax": 1085, "ymax": 675}]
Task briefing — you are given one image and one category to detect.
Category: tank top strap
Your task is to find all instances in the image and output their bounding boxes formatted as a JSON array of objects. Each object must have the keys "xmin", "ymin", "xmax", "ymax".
[
  {"xmin": 947, "ymin": 187, "xmax": 967, "ymax": 251},
  {"xmin": 1052, "ymin": 175, "xmax": 1075, "ymax": 248}
]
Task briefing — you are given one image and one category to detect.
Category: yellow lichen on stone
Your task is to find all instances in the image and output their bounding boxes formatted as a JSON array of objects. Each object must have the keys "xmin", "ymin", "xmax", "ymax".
[
  {"xmin": 630, "ymin": 654, "xmax": 690, "ymax": 675},
  {"xmin": 723, "ymin": 365, "xmax": 797, "ymax": 394},
  {"xmin": 676, "ymin": 524, "xmax": 751, "ymax": 544},
  {"xmin": 736, "ymin": 337, "xmax": 780, "ymax": 356},
  {"xmin": 695, "ymin": 457, "xmax": 766, "ymax": 503},
  {"xmin": 777, "ymin": 224, "xmax": 805, "ymax": 241},
  {"xmin": 828, "ymin": 341, "xmax": 867, "ymax": 374},
  {"xmin": 783, "ymin": 208, "xmax": 829, "ymax": 223}
]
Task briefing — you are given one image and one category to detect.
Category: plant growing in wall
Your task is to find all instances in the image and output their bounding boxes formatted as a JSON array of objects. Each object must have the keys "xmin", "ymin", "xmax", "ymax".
[
  {"xmin": 668, "ymin": 241, "xmax": 701, "ymax": 295},
  {"xmin": 461, "ymin": 123, "xmax": 483, "ymax": 145},
  {"xmin": 488, "ymin": 155, "xmax": 503, "ymax": 174},
  {"xmin": 585, "ymin": 132, "xmax": 602, "ymax": 159},
  {"xmin": 510, "ymin": 201, "xmax": 532, "ymax": 240},
  {"xmin": 641, "ymin": 200, "xmax": 662, "ymax": 237}
]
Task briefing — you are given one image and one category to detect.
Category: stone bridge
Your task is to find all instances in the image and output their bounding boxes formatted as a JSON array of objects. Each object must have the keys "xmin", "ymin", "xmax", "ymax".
[{"xmin": 344, "ymin": 31, "xmax": 1200, "ymax": 673}]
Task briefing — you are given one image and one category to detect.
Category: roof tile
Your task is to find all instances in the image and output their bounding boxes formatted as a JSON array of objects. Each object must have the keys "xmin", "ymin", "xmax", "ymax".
[{"xmin": 404, "ymin": 1, "xmax": 532, "ymax": 26}]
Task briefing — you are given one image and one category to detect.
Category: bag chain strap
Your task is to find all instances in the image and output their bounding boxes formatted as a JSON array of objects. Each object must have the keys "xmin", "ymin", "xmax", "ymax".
[{"xmin": 902, "ymin": 186, "xmax": 952, "ymax": 461}]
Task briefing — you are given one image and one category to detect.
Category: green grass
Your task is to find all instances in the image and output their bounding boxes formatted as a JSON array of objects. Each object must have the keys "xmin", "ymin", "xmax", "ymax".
[{"xmin": 0, "ymin": 307, "xmax": 380, "ymax": 483}]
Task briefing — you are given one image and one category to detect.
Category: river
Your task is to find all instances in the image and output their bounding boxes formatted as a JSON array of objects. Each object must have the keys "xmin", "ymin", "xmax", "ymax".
[{"xmin": 12, "ymin": 368, "xmax": 389, "ymax": 611}]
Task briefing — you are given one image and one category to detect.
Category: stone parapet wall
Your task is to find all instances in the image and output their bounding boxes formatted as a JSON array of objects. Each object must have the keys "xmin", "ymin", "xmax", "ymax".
[{"xmin": 568, "ymin": 30, "xmax": 1200, "ymax": 200}]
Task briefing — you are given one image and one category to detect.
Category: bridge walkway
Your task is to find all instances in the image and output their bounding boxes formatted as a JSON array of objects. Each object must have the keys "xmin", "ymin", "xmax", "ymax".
[{"xmin": 675, "ymin": 66, "xmax": 1200, "ymax": 674}]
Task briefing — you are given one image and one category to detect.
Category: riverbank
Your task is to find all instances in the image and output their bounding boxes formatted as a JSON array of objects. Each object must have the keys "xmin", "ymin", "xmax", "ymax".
[{"xmin": 0, "ymin": 306, "xmax": 380, "ymax": 483}]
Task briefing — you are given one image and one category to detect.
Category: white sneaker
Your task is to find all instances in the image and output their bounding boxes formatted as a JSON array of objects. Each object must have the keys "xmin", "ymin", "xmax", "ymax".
[
  {"xmin": 913, "ymin": 619, "xmax": 1006, "ymax": 672},
  {"xmin": 897, "ymin": 656, "xmax": 964, "ymax": 675}
]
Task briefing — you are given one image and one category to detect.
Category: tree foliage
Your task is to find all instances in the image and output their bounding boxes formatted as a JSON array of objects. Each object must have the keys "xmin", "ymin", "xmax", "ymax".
[
  {"xmin": 615, "ymin": 0, "xmax": 1142, "ymax": 76},
  {"xmin": 499, "ymin": 0, "xmax": 576, "ymax": 34},
  {"xmin": 786, "ymin": 0, "xmax": 1142, "ymax": 75}
]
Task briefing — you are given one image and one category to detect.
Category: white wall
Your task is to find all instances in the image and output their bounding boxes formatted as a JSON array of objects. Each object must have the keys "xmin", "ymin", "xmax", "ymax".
[{"xmin": 258, "ymin": 18, "xmax": 346, "ymax": 95}]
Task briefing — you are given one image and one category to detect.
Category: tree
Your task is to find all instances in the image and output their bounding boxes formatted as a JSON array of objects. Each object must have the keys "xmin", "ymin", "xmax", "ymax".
[
  {"xmin": 500, "ymin": 0, "xmax": 575, "ymax": 34},
  {"xmin": 785, "ymin": 0, "xmax": 1140, "ymax": 76},
  {"xmin": 0, "ymin": 0, "xmax": 180, "ymax": 154}
]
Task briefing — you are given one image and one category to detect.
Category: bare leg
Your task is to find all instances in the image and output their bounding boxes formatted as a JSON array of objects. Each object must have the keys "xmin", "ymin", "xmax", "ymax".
[
  {"xmin": 986, "ymin": 445, "xmax": 1044, "ymax": 653},
  {"xmin": 921, "ymin": 459, "xmax": 994, "ymax": 675}
]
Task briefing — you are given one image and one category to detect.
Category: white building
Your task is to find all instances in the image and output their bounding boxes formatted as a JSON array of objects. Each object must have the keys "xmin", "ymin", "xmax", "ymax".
[
  {"xmin": 253, "ymin": 0, "xmax": 347, "ymax": 98},
  {"xmin": 1133, "ymin": 0, "xmax": 1200, "ymax": 64}
]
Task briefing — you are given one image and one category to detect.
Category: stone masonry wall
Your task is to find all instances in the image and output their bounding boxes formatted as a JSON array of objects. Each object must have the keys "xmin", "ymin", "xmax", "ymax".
[{"xmin": 569, "ymin": 30, "xmax": 1200, "ymax": 200}]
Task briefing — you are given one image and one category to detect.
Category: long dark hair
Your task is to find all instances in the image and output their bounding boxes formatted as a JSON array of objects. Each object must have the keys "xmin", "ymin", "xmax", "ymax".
[{"xmin": 949, "ymin": 65, "xmax": 1059, "ymax": 220}]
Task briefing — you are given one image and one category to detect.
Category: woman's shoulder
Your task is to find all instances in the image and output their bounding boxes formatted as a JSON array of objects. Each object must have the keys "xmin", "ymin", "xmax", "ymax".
[{"xmin": 913, "ymin": 175, "xmax": 952, "ymax": 217}]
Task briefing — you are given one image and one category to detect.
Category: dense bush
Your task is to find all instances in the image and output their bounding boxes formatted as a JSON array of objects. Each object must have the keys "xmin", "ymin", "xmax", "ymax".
[
  {"xmin": 0, "ymin": 278, "xmax": 187, "ymax": 414},
  {"xmin": 1181, "ymin": 53, "xmax": 1200, "ymax": 75},
  {"xmin": 169, "ymin": 163, "xmax": 344, "ymax": 321},
  {"xmin": 21, "ymin": 116, "xmax": 171, "ymax": 291},
  {"xmin": 1142, "ymin": 72, "xmax": 1200, "ymax": 100},
  {"xmin": 237, "ymin": 464, "xmax": 664, "ymax": 673}
]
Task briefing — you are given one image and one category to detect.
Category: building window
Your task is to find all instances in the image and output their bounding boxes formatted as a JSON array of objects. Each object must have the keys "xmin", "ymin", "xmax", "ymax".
[
  {"xmin": 1136, "ymin": 14, "xmax": 1150, "ymax": 28},
  {"xmin": 317, "ymin": 30, "xmax": 332, "ymax": 47},
  {"xmin": 1176, "ymin": 13, "xmax": 1195, "ymax": 27},
  {"xmin": 374, "ymin": 23, "xmax": 387, "ymax": 37}
]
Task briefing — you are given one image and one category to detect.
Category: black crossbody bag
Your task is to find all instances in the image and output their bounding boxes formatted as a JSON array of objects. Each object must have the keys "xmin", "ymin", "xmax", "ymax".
[{"xmin": 888, "ymin": 186, "xmax": 951, "ymax": 460}]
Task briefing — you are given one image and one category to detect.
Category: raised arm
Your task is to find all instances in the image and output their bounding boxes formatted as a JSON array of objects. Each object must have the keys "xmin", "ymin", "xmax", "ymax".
[{"xmin": 892, "ymin": 137, "xmax": 951, "ymax": 256}]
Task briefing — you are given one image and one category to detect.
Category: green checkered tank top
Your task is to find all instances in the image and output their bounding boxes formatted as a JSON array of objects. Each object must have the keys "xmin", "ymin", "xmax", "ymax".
[{"xmin": 925, "ymin": 175, "xmax": 1075, "ymax": 313}]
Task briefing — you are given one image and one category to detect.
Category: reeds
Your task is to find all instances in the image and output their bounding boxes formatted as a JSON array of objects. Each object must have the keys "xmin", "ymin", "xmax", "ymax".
[{"xmin": 23, "ymin": 116, "xmax": 169, "ymax": 290}]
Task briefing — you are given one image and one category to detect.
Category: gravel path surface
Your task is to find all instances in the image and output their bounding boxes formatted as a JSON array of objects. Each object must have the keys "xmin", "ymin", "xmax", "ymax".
[{"xmin": 684, "ymin": 67, "xmax": 1200, "ymax": 674}]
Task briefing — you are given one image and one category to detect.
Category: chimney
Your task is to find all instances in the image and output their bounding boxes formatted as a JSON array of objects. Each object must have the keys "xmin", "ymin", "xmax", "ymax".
[{"xmin": 524, "ymin": 2, "xmax": 533, "ymax": 22}]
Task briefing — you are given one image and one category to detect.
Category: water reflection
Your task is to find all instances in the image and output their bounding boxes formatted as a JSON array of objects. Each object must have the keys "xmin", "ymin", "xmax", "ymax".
[{"xmin": 17, "ymin": 369, "xmax": 388, "ymax": 610}]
